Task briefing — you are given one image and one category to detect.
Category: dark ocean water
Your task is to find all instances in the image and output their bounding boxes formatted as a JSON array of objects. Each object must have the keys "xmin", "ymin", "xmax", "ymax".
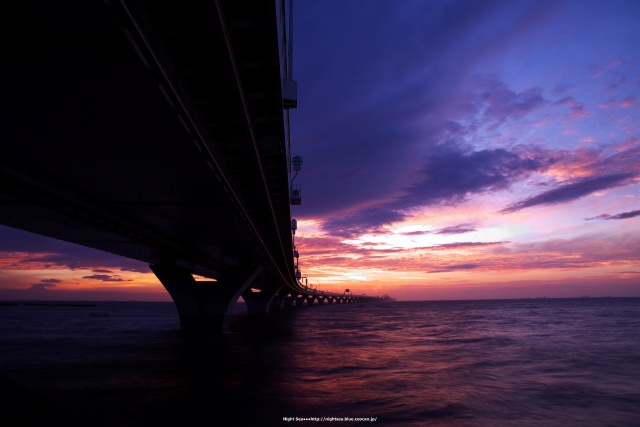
[{"xmin": 1, "ymin": 298, "xmax": 639, "ymax": 426}]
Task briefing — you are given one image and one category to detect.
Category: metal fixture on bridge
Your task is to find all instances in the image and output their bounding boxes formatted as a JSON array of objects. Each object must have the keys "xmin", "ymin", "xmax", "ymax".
[{"xmin": 290, "ymin": 155, "xmax": 302, "ymax": 205}]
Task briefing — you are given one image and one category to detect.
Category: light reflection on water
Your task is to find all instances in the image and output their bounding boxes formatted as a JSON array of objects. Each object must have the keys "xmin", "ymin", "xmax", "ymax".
[
  {"xmin": 0, "ymin": 299, "xmax": 639, "ymax": 426},
  {"xmin": 269, "ymin": 299, "xmax": 640, "ymax": 426}
]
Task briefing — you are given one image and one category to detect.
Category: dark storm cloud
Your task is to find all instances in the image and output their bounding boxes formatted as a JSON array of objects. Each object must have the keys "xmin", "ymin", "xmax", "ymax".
[
  {"xmin": 500, "ymin": 173, "xmax": 637, "ymax": 214},
  {"xmin": 586, "ymin": 209, "xmax": 640, "ymax": 221}
]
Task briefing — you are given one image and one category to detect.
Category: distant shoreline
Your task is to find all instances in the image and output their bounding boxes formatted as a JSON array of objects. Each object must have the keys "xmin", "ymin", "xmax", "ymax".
[{"xmin": 0, "ymin": 302, "xmax": 96, "ymax": 307}]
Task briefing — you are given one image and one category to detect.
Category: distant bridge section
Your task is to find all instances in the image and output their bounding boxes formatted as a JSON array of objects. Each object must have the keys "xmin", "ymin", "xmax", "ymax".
[{"xmin": 0, "ymin": 0, "xmax": 385, "ymax": 333}]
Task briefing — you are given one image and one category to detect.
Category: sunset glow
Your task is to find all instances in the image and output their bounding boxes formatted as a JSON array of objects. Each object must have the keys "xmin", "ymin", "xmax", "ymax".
[{"xmin": 1, "ymin": 0, "xmax": 639, "ymax": 301}]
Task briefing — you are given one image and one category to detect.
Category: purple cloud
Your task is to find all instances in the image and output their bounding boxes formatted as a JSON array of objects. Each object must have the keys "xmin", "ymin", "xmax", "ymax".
[
  {"xmin": 428, "ymin": 241, "xmax": 509, "ymax": 250},
  {"xmin": 293, "ymin": 0, "xmax": 562, "ymax": 219},
  {"xmin": 586, "ymin": 209, "xmax": 640, "ymax": 221},
  {"xmin": 0, "ymin": 225, "xmax": 151, "ymax": 273},
  {"xmin": 435, "ymin": 224, "xmax": 477, "ymax": 235},
  {"xmin": 428, "ymin": 263, "xmax": 482, "ymax": 273},
  {"xmin": 481, "ymin": 84, "xmax": 547, "ymax": 128},
  {"xmin": 320, "ymin": 142, "xmax": 550, "ymax": 237},
  {"xmin": 399, "ymin": 224, "xmax": 478, "ymax": 236},
  {"xmin": 500, "ymin": 173, "xmax": 637, "ymax": 213},
  {"xmin": 28, "ymin": 280, "xmax": 58, "ymax": 290},
  {"xmin": 81, "ymin": 274, "xmax": 129, "ymax": 282},
  {"xmin": 322, "ymin": 208, "xmax": 407, "ymax": 239},
  {"xmin": 394, "ymin": 143, "xmax": 550, "ymax": 211}
]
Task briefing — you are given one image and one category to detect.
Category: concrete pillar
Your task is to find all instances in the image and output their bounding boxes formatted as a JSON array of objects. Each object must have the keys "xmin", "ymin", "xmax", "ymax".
[
  {"xmin": 283, "ymin": 293, "xmax": 298, "ymax": 308},
  {"xmin": 242, "ymin": 286, "xmax": 279, "ymax": 315},
  {"xmin": 295, "ymin": 294, "xmax": 305, "ymax": 307},
  {"xmin": 269, "ymin": 290, "xmax": 288, "ymax": 312},
  {"xmin": 150, "ymin": 262, "xmax": 262, "ymax": 334}
]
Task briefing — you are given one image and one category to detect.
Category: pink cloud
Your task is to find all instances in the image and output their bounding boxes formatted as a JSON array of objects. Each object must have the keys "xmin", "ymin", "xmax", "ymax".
[
  {"xmin": 599, "ymin": 99, "xmax": 616, "ymax": 109},
  {"xmin": 567, "ymin": 104, "xmax": 590, "ymax": 119},
  {"xmin": 589, "ymin": 59, "xmax": 621, "ymax": 78},
  {"xmin": 620, "ymin": 96, "xmax": 635, "ymax": 108}
]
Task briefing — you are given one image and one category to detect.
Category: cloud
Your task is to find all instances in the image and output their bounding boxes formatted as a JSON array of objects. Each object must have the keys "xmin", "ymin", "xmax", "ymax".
[
  {"xmin": 321, "ymin": 207, "xmax": 407, "ymax": 239},
  {"xmin": 435, "ymin": 224, "xmax": 477, "ymax": 235},
  {"xmin": 589, "ymin": 59, "xmax": 621, "ymax": 78},
  {"xmin": 428, "ymin": 263, "xmax": 482, "ymax": 273},
  {"xmin": 0, "ymin": 225, "xmax": 151, "ymax": 273},
  {"xmin": 29, "ymin": 281, "xmax": 57, "ymax": 290},
  {"xmin": 399, "ymin": 143, "xmax": 547, "ymax": 208},
  {"xmin": 428, "ymin": 241, "xmax": 510, "ymax": 250},
  {"xmin": 293, "ymin": 1, "xmax": 563, "ymax": 219},
  {"xmin": 620, "ymin": 96, "xmax": 635, "ymax": 108},
  {"xmin": 398, "ymin": 224, "xmax": 478, "ymax": 236},
  {"xmin": 319, "ymin": 142, "xmax": 552, "ymax": 237},
  {"xmin": 599, "ymin": 99, "xmax": 616, "ymax": 109},
  {"xmin": 500, "ymin": 173, "xmax": 637, "ymax": 213},
  {"xmin": 81, "ymin": 274, "xmax": 130, "ymax": 282},
  {"xmin": 22, "ymin": 278, "xmax": 64, "ymax": 292},
  {"xmin": 553, "ymin": 96, "xmax": 589, "ymax": 119},
  {"xmin": 586, "ymin": 209, "xmax": 640, "ymax": 221},
  {"xmin": 481, "ymin": 84, "xmax": 547, "ymax": 127}
]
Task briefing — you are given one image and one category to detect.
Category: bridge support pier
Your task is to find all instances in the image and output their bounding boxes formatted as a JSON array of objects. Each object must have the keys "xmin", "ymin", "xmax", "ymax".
[
  {"xmin": 242, "ymin": 287, "xmax": 279, "ymax": 315},
  {"xmin": 270, "ymin": 290, "xmax": 289, "ymax": 311},
  {"xmin": 150, "ymin": 263, "xmax": 262, "ymax": 334}
]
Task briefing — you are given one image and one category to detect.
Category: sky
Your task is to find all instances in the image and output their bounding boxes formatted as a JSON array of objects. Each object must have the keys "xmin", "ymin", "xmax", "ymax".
[{"xmin": 1, "ymin": 0, "xmax": 639, "ymax": 301}]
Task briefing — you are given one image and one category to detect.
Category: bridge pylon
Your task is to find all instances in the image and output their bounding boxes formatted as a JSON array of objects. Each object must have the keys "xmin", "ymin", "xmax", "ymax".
[{"xmin": 150, "ymin": 262, "xmax": 262, "ymax": 334}]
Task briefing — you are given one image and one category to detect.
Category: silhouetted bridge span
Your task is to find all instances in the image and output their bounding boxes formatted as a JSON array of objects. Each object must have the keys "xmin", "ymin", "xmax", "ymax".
[{"xmin": 1, "ymin": 0, "xmax": 386, "ymax": 333}]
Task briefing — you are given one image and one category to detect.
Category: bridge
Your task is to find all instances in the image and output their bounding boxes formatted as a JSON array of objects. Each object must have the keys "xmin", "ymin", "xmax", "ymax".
[{"xmin": 1, "ymin": 0, "xmax": 385, "ymax": 333}]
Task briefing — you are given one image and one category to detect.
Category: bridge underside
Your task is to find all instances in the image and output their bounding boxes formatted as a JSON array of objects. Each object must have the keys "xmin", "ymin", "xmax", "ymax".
[
  {"xmin": 2, "ymin": 0, "xmax": 292, "ymax": 278},
  {"xmin": 1, "ymin": 1, "xmax": 384, "ymax": 333}
]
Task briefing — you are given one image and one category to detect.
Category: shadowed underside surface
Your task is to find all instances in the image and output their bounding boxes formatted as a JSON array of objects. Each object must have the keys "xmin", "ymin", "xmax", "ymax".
[
  {"xmin": 1, "ymin": 0, "xmax": 294, "ymax": 286},
  {"xmin": 1, "ymin": 1, "xmax": 384, "ymax": 332}
]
